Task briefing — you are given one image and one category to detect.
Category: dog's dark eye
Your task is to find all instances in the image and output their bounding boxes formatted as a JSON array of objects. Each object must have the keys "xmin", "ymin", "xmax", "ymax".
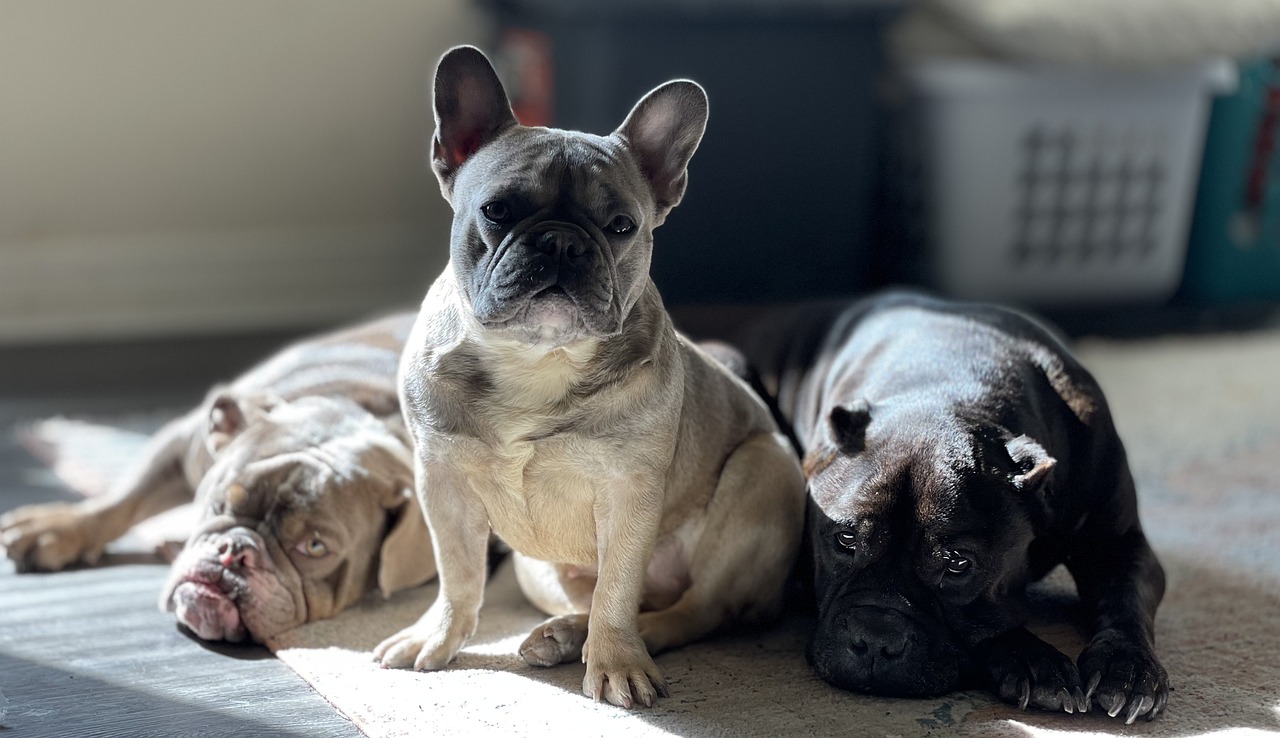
[
  {"xmin": 834, "ymin": 530, "xmax": 857, "ymax": 551},
  {"xmin": 480, "ymin": 201, "xmax": 512, "ymax": 224},
  {"xmin": 607, "ymin": 214, "xmax": 635, "ymax": 235},
  {"xmin": 944, "ymin": 551, "xmax": 971, "ymax": 575}
]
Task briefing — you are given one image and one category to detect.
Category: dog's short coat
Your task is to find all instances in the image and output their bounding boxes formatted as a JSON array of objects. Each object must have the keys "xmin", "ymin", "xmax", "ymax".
[{"xmin": 371, "ymin": 46, "xmax": 806, "ymax": 708}]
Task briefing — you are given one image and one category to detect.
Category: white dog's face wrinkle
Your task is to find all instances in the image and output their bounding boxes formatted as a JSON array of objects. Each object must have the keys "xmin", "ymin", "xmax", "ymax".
[{"xmin": 448, "ymin": 128, "xmax": 657, "ymax": 347}]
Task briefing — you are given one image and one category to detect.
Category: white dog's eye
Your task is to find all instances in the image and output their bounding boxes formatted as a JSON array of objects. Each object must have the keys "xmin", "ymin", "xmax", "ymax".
[
  {"xmin": 607, "ymin": 214, "xmax": 635, "ymax": 235},
  {"xmin": 296, "ymin": 536, "xmax": 329, "ymax": 558}
]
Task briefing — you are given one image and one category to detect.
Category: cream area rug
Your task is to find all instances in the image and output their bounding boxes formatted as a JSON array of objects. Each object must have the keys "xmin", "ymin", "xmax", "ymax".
[{"xmin": 15, "ymin": 329, "xmax": 1280, "ymax": 738}]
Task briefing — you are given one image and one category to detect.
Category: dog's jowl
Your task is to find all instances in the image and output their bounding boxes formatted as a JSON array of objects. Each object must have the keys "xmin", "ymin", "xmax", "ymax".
[
  {"xmin": 370, "ymin": 46, "xmax": 806, "ymax": 709},
  {"xmin": 735, "ymin": 291, "xmax": 1169, "ymax": 723}
]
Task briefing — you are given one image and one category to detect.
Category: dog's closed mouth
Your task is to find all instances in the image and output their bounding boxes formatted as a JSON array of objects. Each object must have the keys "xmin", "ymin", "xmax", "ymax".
[{"xmin": 170, "ymin": 577, "xmax": 247, "ymax": 642}]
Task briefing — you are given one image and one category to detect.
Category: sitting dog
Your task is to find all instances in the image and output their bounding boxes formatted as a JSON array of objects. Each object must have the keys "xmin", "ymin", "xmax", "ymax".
[
  {"xmin": 728, "ymin": 291, "xmax": 1169, "ymax": 723},
  {"xmin": 371, "ymin": 46, "xmax": 807, "ymax": 709},
  {"xmin": 1, "ymin": 313, "xmax": 437, "ymax": 643}
]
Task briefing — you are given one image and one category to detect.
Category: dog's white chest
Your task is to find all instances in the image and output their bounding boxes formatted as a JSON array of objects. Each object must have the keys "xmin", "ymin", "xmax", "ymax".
[{"xmin": 475, "ymin": 434, "xmax": 606, "ymax": 566}]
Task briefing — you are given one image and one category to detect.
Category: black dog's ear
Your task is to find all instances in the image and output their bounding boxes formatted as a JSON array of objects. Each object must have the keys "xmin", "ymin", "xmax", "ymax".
[
  {"xmin": 430, "ymin": 45, "xmax": 518, "ymax": 198},
  {"xmin": 1005, "ymin": 434, "xmax": 1056, "ymax": 492},
  {"xmin": 828, "ymin": 400, "xmax": 872, "ymax": 455},
  {"xmin": 615, "ymin": 80, "xmax": 708, "ymax": 223}
]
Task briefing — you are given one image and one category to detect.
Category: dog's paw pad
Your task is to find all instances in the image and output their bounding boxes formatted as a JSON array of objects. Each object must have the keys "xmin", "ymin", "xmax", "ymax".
[{"xmin": 520, "ymin": 615, "xmax": 587, "ymax": 667}]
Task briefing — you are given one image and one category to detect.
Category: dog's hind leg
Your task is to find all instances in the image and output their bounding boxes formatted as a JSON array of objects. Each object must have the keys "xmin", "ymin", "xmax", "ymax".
[
  {"xmin": 637, "ymin": 431, "xmax": 806, "ymax": 654},
  {"xmin": 514, "ymin": 554, "xmax": 594, "ymax": 666}
]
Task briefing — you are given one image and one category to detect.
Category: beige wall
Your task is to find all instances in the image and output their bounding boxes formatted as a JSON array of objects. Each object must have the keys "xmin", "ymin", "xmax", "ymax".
[{"xmin": 0, "ymin": 1, "xmax": 487, "ymax": 343}]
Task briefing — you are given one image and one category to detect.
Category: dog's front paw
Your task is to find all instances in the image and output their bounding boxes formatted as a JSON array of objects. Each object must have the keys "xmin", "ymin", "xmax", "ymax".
[
  {"xmin": 1078, "ymin": 629, "xmax": 1169, "ymax": 723},
  {"xmin": 520, "ymin": 614, "xmax": 588, "ymax": 667},
  {"xmin": 581, "ymin": 629, "xmax": 668, "ymax": 709},
  {"xmin": 372, "ymin": 603, "xmax": 474, "ymax": 671},
  {"xmin": 986, "ymin": 629, "xmax": 1088, "ymax": 713},
  {"xmin": 0, "ymin": 502, "xmax": 106, "ymax": 572}
]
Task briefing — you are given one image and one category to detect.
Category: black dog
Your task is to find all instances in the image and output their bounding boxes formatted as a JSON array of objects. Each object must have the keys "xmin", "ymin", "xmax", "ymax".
[{"xmin": 726, "ymin": 291, "xmax": 1168, "ymax": 723}]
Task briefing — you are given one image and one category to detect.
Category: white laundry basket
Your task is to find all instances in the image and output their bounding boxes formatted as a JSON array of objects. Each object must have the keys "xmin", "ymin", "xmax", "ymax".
[{"xmin": 896, "ymin": 59, "xmax": 1236, "ymax": 306}]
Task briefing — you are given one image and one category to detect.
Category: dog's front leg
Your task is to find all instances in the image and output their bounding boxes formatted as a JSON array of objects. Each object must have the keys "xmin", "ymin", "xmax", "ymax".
[
  {"xmin": 1068, "ymin": 523, "xmax": 1168, "ymax": 723},
  {"xmin": 582, "ymin": 473, "xmax": 668, "ymax": 708},
  {"xmin": 373, "ymin": 453, "xmax": 489, "ymax": 671},
  {"xmin": 3, "ymin": 410, "xmax": 200, "ymax": 571}
]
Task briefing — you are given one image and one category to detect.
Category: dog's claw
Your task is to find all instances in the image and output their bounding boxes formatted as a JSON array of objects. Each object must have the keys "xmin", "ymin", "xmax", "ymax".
[
  {"xmin": 1058, "ymin": 688, "xmax": 1074, "ymax": 713},
  {"xmin": 1073, "ymin": 686, "xmax": 1089, "ymax": 713},
  {"xmin": 1085, "ymin": 671, "xmax": 1101, "ymax": 702},
  {"xmin": 1125, "ymin": 695, "xmax": 1154, "ymax": 724}
]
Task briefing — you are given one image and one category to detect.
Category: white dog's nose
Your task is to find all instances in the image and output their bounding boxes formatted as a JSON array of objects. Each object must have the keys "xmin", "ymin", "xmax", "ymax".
[{"xmin": 215, "ymin": 531, "xmax": 259, "ymax": 570}]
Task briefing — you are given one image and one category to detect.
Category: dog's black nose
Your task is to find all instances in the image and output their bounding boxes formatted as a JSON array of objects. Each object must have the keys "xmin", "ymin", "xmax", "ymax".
[
  {"xmin": 535, "ymin": 230, "xmax": 586, "ymax": 260},
  {"xmin": 848, "ymin": 608, "xmax": 912, "ymax": 661}
]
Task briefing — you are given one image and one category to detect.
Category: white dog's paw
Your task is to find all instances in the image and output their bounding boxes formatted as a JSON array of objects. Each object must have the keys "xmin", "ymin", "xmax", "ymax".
[
  {"xmin": 372, "ymin": 605, "xmax": 473, "ymax": 671},
  {"xmin": 581, "ymin": 630, "xmax": 668, "ymax": 708},
  {"xmin": 520, "ymin": 614, "xmax": 588, "ymax": 667}
]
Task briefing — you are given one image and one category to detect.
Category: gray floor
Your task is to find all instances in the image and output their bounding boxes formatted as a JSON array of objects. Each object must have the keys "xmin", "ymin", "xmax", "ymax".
[{"xmin": 0, "ymin": 347, "xmax": 365, "ymax": 738}]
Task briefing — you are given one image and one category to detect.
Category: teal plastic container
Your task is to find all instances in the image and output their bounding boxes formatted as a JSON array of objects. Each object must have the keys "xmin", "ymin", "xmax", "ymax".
[{"xmin": 1183, "ymin": 57, "xmax": 1280, "ymax": 302}]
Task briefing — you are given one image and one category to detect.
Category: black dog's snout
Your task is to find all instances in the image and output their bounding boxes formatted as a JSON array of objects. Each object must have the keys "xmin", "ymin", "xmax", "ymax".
[
  {"xmin": 535, "ymin": 229, "xmax": 587, "ymax": 261},
  {"xmin": 848, "ymin": 607, "xmax": 913, "ymax": 660}
]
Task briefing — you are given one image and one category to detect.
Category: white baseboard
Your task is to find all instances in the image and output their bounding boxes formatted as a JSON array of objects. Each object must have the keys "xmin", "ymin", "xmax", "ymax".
[{"xmin": 0, "ymin": 222, "xmax": 446, "ymax": 344}]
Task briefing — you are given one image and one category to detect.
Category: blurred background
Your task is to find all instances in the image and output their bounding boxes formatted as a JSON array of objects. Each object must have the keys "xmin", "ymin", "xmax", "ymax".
[{"xmin": 1, "ymin": 0, "xmax": 1278, "ymax": 389}]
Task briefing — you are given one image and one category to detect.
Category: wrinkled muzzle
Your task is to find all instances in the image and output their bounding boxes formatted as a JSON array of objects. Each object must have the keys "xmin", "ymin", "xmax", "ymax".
[
  {"xmin": 472, "ymin": 221, "xmax": 619, "ymax": 344},
  {"xmin": 160, "ymin": 525, "xmax": 299, "ymax": 643}
]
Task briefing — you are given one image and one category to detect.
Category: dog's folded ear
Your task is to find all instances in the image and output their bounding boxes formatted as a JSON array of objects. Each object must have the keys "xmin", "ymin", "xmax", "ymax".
[
  {"xmin": 829, "ymin": 400, "xmax": 873, "ymax": 455},
  {"xmin": 615, "ymin": 79, "xmax": 709, "ymax": 222},
  {"xmin": 1005, "ymin": 434, "xmax": 1056, "ymax": 492},
  {"xmin": 204, "ymin": 390, "xmax": 279, "ymax": 455},
  {"xmin": 430, "ymin": 45, "xmax": 518, "ymax": 197},
  {"xmin": 804, "ymin": 400, "xmax": 872, "ymax": 477},
  {"xmin": 377, "ymin": 484, "xmax": 437, "ymax": 598}
]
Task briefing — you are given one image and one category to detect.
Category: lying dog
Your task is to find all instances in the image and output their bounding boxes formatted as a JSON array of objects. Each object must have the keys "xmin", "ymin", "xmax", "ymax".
[
  {"xmin": 0, "ymin": 313, "xmax": 436, "ymax": 643},
  {"xmin": 371, "ymin": 46, "xmax": 807, "ymax": 708},
  {"xmin": 729, "ymin": 291, "xmax": 1169, "ymax": 722}
]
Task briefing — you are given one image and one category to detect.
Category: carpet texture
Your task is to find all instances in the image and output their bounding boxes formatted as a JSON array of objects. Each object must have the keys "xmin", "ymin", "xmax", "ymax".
[{"xmin": 15, "ymin": 330, "xmax": 1280, "ymax": 738}]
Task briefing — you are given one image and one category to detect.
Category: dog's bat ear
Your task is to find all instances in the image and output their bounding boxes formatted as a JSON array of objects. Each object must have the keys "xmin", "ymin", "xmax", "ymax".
[
  {"xmin": 377, "ymin": 485, "xmax": 437, "ymax": 598},
  {"xmin": 430, "ymin": 45, "xmax": 518, "ymax": 199},
  {"xmin": 1005, "ymin": 434, "xmax": 1056, "ymax": 492},
  {"xmin": 828, "ymin": 400, "xmax": 872, "ymax": 455},
  {"xmin": 615, "ymin": 79, "xmax": 708, "ymax": 223}
]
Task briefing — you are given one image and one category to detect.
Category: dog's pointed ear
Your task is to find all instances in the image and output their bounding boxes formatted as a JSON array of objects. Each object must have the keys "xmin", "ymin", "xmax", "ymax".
[
  {"xmin": 828, "ymin": 400, "xmax": 872, "ymax": 455},
  {"xmin": 1005, "ymin": 434, "xmax": 1056, "ymax": 492},
  {"xmin": 615, "ymin": 80, "xmax": 708, "ymax": 223},
  {"xmin": 431, "ymin": 45, "xmax": 518, "ymax": 198}
]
